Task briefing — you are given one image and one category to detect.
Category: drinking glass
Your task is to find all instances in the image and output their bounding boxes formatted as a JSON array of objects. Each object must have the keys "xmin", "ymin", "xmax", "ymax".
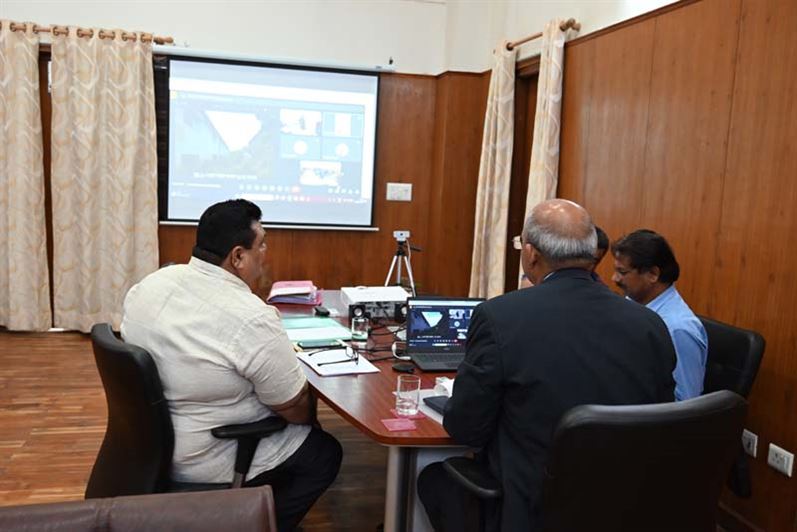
[
  {"xmin": 396, "ymin": 375, "xmax": 421, "ymax": 417},
  {"xmin": 351, "ymin": 316, "xmax": 369, "ymax": 341}
]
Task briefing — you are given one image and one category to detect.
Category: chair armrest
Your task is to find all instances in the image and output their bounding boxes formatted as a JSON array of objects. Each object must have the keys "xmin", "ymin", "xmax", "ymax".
[
  {"xmin": 211, "ymin": 416, "xmax": 287, "ymax": 439},
  {"xmin": 443, "ymin": 456, "xmax": 502, "ymax": 500},
  {"xmin": 211, "ymin": 417, "xmax": 288, "ymax": 487}
]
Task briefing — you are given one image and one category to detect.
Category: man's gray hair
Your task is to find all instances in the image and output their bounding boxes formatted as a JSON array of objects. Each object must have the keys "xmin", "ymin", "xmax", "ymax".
[{"xmin": 522, "ymin": 208, "xmax": 597, "ymax": 265}]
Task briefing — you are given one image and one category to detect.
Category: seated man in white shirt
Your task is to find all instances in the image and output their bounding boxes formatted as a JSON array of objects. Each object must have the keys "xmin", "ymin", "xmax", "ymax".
[{"xmin": 121, "ymin": 199, "xmax": 341, "ymax": 532}]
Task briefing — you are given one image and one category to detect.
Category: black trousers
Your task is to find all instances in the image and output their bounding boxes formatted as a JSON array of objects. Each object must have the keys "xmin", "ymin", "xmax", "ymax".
[
  {"xmin": 246, "ymin": 427, "xmax": 342, "ymax": 532},
  {"xmin": 417, "ymin": 462, "xmax": 497, "ymax": 532}
]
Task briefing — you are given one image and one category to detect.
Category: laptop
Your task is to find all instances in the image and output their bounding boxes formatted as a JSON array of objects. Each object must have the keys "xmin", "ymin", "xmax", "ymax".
[{"xmin": 406, "ymin": 297, "xmax": 484, "ymax": 371}]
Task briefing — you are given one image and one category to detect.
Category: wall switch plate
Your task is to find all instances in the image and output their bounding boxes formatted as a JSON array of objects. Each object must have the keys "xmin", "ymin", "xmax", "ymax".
[
  {"xmin": 767, "ymin": 443, "xmax": 794, "ymax": 477},
  {"xmin": 386, "ymin": 182, "xmax": 412, "ymax": 202},
  {"xmin": 742, "ymin": 429, "xmax": 758, "ymax": 458}
]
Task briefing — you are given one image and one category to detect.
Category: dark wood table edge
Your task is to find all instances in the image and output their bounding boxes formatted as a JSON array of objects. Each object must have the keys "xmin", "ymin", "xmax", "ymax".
[{"xmin": 311, "ymin": 381, "xmax": 455, "ymax": 446}]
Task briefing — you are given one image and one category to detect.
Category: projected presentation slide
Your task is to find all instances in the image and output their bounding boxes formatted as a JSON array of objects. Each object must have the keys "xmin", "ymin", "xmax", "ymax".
[{"xmin": 166, "ymin": 59, "xmax": 378, "ymax": 226}]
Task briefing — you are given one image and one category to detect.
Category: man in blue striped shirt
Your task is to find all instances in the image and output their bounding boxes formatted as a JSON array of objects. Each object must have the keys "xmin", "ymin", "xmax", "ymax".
[{"xmin": 611, "ymin": 230, "xmax": 708, "ymax": 400}]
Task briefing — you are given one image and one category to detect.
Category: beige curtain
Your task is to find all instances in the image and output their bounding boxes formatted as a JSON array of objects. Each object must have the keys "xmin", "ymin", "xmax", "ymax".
[
  {"xmin": 468, "ymin": 41, "xmax": 517, "ymax": 299},
  {"xmin": 524, "ymin": 20, "xmax": 572, "ymax": 222},
  {"xmin": 51, "ymin": 28, "xmax": 159, "ymax": 332},
  {"xmin": 0, "ymin": 21, "xmax": 52, "ymax": 331},
  {"xmin": 519, "ymin": 19, "xmax": 575, "ymax": 286}
]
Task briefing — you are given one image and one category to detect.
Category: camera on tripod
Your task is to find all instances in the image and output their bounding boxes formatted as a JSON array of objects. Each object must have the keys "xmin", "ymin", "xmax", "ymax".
[{"xmin": 385, "ymin": 229, "xmax": 417, "ymax": 296}]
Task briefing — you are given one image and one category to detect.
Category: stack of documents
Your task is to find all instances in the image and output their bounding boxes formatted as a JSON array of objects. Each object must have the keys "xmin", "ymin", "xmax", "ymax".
[
  {"xmin": 282, "ymin": 317, "xmax": 352, "ymax": 342},
  {"xmin": 267, "ymin": 280, "xmax": 321, "ymax": 305}
]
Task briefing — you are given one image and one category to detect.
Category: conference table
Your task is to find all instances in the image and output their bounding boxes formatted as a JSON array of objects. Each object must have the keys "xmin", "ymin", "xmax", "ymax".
[{"xmin": 277, "ymin": 291, "xmax": 464, "ymax": 532}]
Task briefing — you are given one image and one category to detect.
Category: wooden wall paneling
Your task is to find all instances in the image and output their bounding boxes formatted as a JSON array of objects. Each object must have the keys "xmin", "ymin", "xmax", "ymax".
[
  {"xmin": 639, "ymin": 0, "xmax": 741, "ymax": 313},
  {"xmin": 369, "ymin": 74, "xmax": 437, "ymax": 291},
  {"xmin": 158, "ymin": 221, "xmax": 379, "ymax": 294},
  {"xmin": 503, "ymin": 75, "xmax": 538, "ymax": 293},
  {"xmin": 558, "ymin": 41, "xmax": 596, "ymax": 207},
  {"xmin": 577, "ymin": 21, "xmax": 657, "ymax": 284},
  {"xmin": 279, "ymin": 229, "xmax": 369, "ymax": 292},
  {"xmin": 711, "ymin": 0, "xmax": 797, "ymax": 529},
  {"xmin": 426, "ymin": 72, "xmax": 490, "ymax": 296},
  {"xmin": 425, "ymin": 73, "xmax": 451, "ymax": 296},
  {"xmin": 259, "ymin": 229, "xmax": 297, "ymax": 297},
  {"xmin": 581, "ymin": 19, "xmax": 656, "ymax": 230},
  {"xmin": 157, "ymin": 225, "xmax": 195, "ymax": 266}
]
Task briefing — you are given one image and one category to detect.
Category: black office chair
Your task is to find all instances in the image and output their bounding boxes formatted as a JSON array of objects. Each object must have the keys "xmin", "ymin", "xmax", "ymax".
[
  {"xmin": 698, "ymin": 315, "xmax": 765, "ymax": 498},
  {"xmin": 699, "ymin": 315, "xmax": 765, "ymax": 398},
  {"xmin": 85, "ymin": 323, "xmax": 287, "ymax": 498},
  {"xmin": 443, "ymin": 390, "xmax": 747, "ymax": 532}
]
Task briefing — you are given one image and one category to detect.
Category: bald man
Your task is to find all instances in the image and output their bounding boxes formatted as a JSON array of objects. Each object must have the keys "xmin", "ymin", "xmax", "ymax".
[{"xmin": 418, "ymin": 200, "xmax": 676, "ymax": 532}]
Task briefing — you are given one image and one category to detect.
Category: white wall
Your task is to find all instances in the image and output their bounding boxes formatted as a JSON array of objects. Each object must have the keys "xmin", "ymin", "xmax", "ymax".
[
  {"xmin": 1, "ymin": 0, "xmax": 448, "ymax": 74},
  {"xmin": 504, "ymin": 0, "xmax": 678, "ymax": 61},
  {"xmin": 446, "ymin": 0, "xmax": 678, "ymax": 72},
  {"xmin": 2, "ymin": 0, "xmax": 678, "ymax": 74},
  {"xmin": 444, "ymin": 0, "xmax": 506, "ymax": 72}
]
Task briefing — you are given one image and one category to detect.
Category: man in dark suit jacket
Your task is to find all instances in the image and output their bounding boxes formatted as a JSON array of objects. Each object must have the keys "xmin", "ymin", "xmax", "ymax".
[{"xmin": 417, "ymin": 199, "xmax": 676, "ymax": 532}]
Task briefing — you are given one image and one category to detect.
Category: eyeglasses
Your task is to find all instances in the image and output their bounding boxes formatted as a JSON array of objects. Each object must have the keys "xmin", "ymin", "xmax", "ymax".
[
  {"xmin": 309, "ymin": 346, "xmax": 359, "ymax": 367},
  {"xmin": 511, "ymin": 235, "xmax": 523, "ymax": 251}
]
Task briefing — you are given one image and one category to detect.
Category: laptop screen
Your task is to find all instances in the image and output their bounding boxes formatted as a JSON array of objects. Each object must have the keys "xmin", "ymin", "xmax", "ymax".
[{"xmin": 406, "ymin": 298, "xmax": 483, "ymax": 352}]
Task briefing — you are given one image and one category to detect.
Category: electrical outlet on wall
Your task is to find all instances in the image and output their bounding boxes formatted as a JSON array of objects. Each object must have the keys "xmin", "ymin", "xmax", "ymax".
[
  {"xmin": 742, "ymin": 429, "xmax": 758, "ymax": 458},
  {"xmin": 767, "ymin": 443, "xmax": 794, "ymax": 477}
]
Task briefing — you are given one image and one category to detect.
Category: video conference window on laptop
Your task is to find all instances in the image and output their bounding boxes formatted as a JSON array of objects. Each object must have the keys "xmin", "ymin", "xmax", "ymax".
[{"xmin": 406, "ymin": 299, "xmax": 483, "ymax": 352}]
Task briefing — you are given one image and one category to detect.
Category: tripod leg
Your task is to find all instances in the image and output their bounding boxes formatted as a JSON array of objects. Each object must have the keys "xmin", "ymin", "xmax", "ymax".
[
  {"xmin": 385, "ymin": 255, "xmax": 399, "ymax": 286},
  {"xmin": 403, "ymin": 256, "xmax": 416, "ymax": 296},
  {"xmin": 395, "ymin": 256, "xmax": 403, "ymax": 287}
]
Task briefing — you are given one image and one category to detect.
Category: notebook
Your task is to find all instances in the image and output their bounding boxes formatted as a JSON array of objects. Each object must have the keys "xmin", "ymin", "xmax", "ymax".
[{"xmin": 406, "ymin": 297, "xmax": 483, "ymax": 371}]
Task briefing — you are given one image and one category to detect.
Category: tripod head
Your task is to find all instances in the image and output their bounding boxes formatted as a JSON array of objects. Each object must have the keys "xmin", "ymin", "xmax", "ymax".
[
  {"xmin": 391, "ymin": 230, "xmax": 422, "ymax": 256},
  {"xmin": 392, "ymin": 231, "xmax": 410, "ymax": 256}
]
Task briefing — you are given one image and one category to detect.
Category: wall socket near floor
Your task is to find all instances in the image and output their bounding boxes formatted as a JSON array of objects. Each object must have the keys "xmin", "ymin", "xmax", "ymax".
[
  {"xmin": 767, "ymin": 443, "xmax": 794, "ymax": 478},
  {"xmin": 742, "ymin": 429, "xmax": 758, "ymax": 458},
  {"xmin": 386, "ymin": 182, "xmax": 412, "ymax": 202}
]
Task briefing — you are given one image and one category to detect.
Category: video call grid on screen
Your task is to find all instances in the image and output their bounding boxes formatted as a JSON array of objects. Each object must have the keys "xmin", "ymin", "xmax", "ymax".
[
  {"xmin": 407, "ymin": 299, "xmax": 483, "ymax": 350},
  {"xmin": 164, "ymin": 58, "xmax": 379, "ymax": 227}
]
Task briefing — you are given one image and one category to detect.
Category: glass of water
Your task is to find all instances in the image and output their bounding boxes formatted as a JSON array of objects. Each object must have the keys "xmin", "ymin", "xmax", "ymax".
[
  {"xmin": 351, "ymin": 316, "xmax": 369, "ymax": 342},
  {"xmin": 396, "ymin": 375, "xmax": 421, "ymax": 417}
]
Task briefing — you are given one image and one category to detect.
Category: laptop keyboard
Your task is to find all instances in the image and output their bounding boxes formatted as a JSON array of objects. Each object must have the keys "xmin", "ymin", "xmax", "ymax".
[
  {"xmin": 413, "ymin": 353, "xmax": 462, "ymax": 363},
  {"xmin": 411, "ymin": 353, "xmax": 464, "ymax": 371}
]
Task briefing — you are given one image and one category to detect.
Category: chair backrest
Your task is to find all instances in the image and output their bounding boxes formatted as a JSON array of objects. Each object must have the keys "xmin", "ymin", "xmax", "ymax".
[
  {"xmin": 85, "ymin": 323, "xmax": 174, "ymax": 498},
  {"xmin": 0, "ymin": 485, "xmax": 277, "ymax": 532},
  {"xmin": 699, "ymin": 316, "xmax": 765, "ymax": 398},
  {"xmin": 542, "ymin": 390, "xmax": 747, "ymax": 532}
]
